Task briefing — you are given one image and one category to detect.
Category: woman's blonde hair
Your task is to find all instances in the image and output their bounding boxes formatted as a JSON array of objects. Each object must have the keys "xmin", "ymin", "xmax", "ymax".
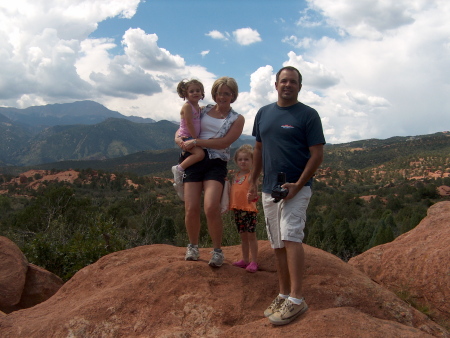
[
  {"xmin": 233, "ymin": 144, "xmax": 253, "ymax": 163},
  {"xmin": 177, "ymin": 79, "xmax": 205, "ymax": 100},
  {"xmin": 211, "ymin": 77, "xmax": 239, "ymax": 103}
]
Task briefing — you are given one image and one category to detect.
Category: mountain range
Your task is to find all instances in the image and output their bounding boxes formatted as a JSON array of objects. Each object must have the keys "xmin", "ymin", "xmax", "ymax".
[
  {"xmin": 1, "ymin": 101, "xmax": 449, "ymax": 176},
  {"xmin": 0, "ymin": 100, "xmax": 155, "ymax": 128},
  {"xmin": 0, "ymin": 100, "xmax": 253, "ymax": 167}
]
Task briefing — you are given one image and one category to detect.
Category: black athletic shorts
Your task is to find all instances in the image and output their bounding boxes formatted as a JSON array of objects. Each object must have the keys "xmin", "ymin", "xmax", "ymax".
[{"xmin": 179, "ymin": 149, "xmax": 227, "ymax": 185}]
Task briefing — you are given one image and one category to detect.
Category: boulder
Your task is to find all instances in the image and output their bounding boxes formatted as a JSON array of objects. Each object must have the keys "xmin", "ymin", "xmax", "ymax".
[
  {"xmin": 349, "ymin": 201, "xmax": 450, "ymax": 327},
  {"xmin": 0, "ymin": 242, "xmax": 447, "ymax": 337},
  {"xmin": 17, "ymin": 264, "xmax": 64, "ymax": 309},
  {"xmin": 0, "ymin": 237, "xmax": 28, "ymax": 312}
]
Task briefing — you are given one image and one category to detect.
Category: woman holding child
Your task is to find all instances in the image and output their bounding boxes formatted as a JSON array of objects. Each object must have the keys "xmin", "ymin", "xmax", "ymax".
[{"xmin": 175, "ymin": 76, "xmax": 244, "ymax": 267}]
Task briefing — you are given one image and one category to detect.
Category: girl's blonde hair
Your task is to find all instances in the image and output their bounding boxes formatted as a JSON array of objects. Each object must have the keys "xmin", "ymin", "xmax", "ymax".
[
  {"xmin": 233, "ymin": 144, "xmax": 254, "ymax": 163},
  {"xmin": 177, "ymin": 79, "xmax": 205, "ymax": 100}
]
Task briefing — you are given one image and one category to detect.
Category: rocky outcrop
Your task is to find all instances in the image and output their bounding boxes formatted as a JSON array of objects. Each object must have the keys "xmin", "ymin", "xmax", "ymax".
[
  {"xmin": 0, "ymin": 237, "xmax": 28, "ymax": 311},
  {"xmin": 17, "ymin": 263, "xmax": 64, "ymax": 309},
  {"xmin": 437, "ymin": 185, "xmax": 450, "ymax": 197},
  {"xmin": 0, "ymin": 236, "xmax": 64, "ymax": 313},
  {"xmin": 0, "ymin": 242, "xmax": 447, "ymax": 337},
  {"xmin": 349, "ymin": 201, "xmax": 450, "ymax": 328}
]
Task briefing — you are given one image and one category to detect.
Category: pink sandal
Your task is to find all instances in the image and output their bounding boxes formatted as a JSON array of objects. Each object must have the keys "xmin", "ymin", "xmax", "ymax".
[
  {"xmin": 232, "ymin": 259, "xmax": 249, "ymax": 268},
  {"xmin": 246, "ymin": 261, "xmax": 258, "ymax": 273}
]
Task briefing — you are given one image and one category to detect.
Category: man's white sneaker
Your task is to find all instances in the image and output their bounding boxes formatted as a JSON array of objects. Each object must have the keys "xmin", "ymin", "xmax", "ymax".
[{"xmin": 268, "ymin": 299, "xmax": 308, "ymax": 326}]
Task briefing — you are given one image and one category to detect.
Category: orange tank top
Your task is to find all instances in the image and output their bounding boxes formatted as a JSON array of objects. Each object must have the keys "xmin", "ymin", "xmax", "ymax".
[{"xmin": 229, "ymin": 172, "xmax": 258, "ymax": 212}]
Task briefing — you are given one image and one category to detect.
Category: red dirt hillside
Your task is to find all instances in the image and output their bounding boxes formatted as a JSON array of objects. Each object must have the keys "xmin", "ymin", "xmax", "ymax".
[
  {"xmin": 349, "ymin": 201, "xmax": 450, "ymax": 329},
  {"xmin": 0, "ymin": 238, "xmax": 448, "ymax": 337}
]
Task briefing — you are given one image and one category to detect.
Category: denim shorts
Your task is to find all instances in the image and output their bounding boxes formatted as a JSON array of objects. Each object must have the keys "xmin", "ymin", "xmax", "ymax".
[
  {"xmin": 262, "ymin": 186, "xmax": 312, "ymax": 249},
  {"xmin": 180, "ymin": 150, "xmax": 227, "ymax": 185}
]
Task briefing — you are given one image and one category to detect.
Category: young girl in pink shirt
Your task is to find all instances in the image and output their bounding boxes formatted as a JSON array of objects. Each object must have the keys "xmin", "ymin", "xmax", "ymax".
[{"xmin": 172, "ymin": 79, "xmax": 205, "ymax": 200}]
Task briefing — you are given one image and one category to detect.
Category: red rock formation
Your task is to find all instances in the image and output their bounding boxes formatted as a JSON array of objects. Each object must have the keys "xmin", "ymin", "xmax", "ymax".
[
  {"xmin": 349, "ymin": 201, "xmax": 450, "ymax": 329},
  {"xmin": 17, "ymin": 264, "xmax": 64, "ymax": 309},
  {"xmin": 0, "ymin": 237, "xmax": 28, "ymax": 312},
  {"xmin": 0, "ymin": 242, "xmax": 447, "ymax": 337},
  {"xmin": 0, "ymin": 237, "xmax": 64, "ymax": 313},
  {"xmin": 437, "ymin": 185, "xmax": 450, "ymax": 197}
]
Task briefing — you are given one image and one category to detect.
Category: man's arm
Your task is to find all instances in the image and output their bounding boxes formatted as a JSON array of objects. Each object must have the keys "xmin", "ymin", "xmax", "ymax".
[
  {"xmin": 248, "ymin": 141, "xmax": 262, "ymax": 203},
  {"xmin": 284, "ymin": 143, "xmax": 324, "ymax": 200}
]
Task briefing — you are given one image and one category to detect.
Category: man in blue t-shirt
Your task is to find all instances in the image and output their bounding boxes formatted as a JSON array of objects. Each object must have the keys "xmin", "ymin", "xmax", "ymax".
[{"xmin": 248, "ymin": 66, "xmax": 325, "ymax": 326}]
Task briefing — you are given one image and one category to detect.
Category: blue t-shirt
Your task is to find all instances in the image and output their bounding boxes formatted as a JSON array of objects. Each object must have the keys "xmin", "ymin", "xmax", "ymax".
[{"xmin": 252, "ymin": 102, "xmax": 325, "ymax": 194}]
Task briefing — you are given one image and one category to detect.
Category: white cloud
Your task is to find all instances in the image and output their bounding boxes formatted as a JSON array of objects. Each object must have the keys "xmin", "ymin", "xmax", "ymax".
[
  {"xmin": 233, "ymin": 28, "xmax": 262, "ymax": 45},
  {"xmin": 90, "ymin": 55, "xmax": 161, "ymax": 99},
  {"xmin": 307, "ymin": 0, "xmax": 424, "ymax": 39},
  {"xmin": 0, "ymin": 0, "xmax": 216, "ymax": 126},
  {"xmin": 346, "ymin": 91, "xmax": 390, "ymax": 108},
  {"xmin": 1, "ymin": 0, "xmax": 449, "ymax": 146},
  {"xmin": 123, "ymin": 28, "xmax": 185, "ymax": 72},
  {"xmin": 100, "ymin": 64, "xmax": 217, "ymax": 123},
  {"xmin": 282, "ymin": 35, "xmax": 314, "ymax": 49},
  {"xmin": 233, "ymin": 65, "xmax": 276, "ymax": 134},
  {"xmin": 296, "ymin": 7, "xmax": 323, "ymax": 28},
  {"xmin": 0, "ymin": 0, "xmax": 141, "ymax": 41},
  {"xmin": 206, "ymin": 27, "xmax": 262, "ymax": 46},
  {"xmin": 0, "ymin": 0, "xmax": 141, "ymax": 104},
  {"xmin": 206, "ymin": 30, "xmax": 229, "ymax": 40},
  {"xmin": 16, "ymin": 94, "xmax": 47, "ymax": 109},
  {"xmin": 273, "ymin": 0, "xmax": 450, "ymax": 142},
  {"xmin": 283, "ymin": 51, "xmax": 340, "ymax": 89},
  {"xmin": 76, "ymin": 38, "xmax": 117, "ymax": 84}
]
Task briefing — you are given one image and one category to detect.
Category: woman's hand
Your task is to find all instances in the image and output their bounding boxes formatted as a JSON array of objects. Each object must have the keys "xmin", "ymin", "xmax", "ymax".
[
  {"xmin": 183, "ymin": 139, "xmax": 196, "ymax": 150},
  {"xmin": 174, "ymin": 129, "xmax": 183, "ymax": 148}
]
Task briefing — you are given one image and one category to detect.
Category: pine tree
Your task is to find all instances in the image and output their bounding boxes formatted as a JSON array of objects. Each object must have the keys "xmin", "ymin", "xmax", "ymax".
[
  {"xmin": 306, "ymin": 217, "xmax": 324, "ymax": 248},
  {"xmin": 335, "ymin": 219, "xmax": 356, "ymax": 259}
]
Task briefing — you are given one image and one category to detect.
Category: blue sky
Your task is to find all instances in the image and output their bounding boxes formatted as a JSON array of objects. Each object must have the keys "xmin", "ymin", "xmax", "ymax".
[
  {"xmin": 1, "ymin": 0, "xmax": 449, "ymax": 143},
  {"xmin": 90, "ymin": 0, "xmax": 332, "ymax": 92}
]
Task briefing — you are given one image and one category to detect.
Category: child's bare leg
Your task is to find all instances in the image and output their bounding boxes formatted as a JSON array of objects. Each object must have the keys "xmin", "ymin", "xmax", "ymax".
[
  {"xmin": 179, "ymin": 146, "xmax": 205, "ymax": 170},
  {"xmin": 240, "ymin": 232, "xmax": 250, "ymax": 262},
  {"xmin": 248, "ymin": 232, "xmax": 258, "ymax": 262}
]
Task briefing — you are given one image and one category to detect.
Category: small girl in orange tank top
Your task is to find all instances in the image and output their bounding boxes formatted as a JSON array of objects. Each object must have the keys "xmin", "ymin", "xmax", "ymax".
[{"xmin": 229, "ymin": 144, "xmax": 259, "ymax": 273}]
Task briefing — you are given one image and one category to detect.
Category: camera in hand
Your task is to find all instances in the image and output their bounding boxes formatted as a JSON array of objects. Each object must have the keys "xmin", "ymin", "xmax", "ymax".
[{"xmin": 271, "ymin": 172, "xmax": 288, "ymax": 203}]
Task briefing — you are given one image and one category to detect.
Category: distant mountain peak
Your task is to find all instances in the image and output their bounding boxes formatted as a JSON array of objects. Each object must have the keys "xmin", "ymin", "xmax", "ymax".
[{"xmin": 0, "ymin": 100, "xmax": 155, "ymax": 128}]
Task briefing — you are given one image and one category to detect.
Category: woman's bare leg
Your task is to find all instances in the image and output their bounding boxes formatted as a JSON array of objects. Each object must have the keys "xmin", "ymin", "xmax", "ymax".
[
  {"xmin": 183, "ymin": 181, "xmax": 203, "ymax": 245},
  {"xmin": 203, "ymin": 180, "xmax": 223, "ymax": 249}
]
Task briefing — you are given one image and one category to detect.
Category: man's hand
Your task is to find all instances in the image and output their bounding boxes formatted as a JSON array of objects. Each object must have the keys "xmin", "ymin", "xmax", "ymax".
[{"xmin": 282, "ymin": 182, "xmax": 301, "ymax": 200}]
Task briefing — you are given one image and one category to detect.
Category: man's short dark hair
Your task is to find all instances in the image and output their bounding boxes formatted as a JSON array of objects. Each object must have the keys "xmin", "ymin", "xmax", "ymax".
[{"xmin": 276, "ymin": 66, "xmax": 302, "ymax": 84}]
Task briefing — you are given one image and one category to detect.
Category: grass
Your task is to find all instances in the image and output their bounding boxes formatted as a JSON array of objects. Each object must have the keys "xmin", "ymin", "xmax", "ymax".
[{"xmin": 393, "ymin": 285, "xmax": 450, "ymax": 331}]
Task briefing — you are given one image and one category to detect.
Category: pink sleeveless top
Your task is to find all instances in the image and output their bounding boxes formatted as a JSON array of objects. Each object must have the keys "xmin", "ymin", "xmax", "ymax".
[{"xmin": 178, "ymin": 102, "xmax": 201, "ymax": 138}]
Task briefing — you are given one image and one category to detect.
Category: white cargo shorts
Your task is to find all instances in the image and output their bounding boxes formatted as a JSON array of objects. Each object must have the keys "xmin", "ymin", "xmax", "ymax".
[{"xmin": 262, "ymin": 186, "xmax": 312, "ymax": 249}]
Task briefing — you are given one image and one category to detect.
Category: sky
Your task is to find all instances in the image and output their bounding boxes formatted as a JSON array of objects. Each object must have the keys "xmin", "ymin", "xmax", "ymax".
[{"xmin": 1, "ymin": 0, "xmax": 449, "ymax": 144}]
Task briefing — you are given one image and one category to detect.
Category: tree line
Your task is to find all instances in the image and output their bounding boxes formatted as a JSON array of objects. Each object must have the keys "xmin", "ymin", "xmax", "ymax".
[{"xmin": 0, "ymin": 166, "xmax": 448, "ymax": 280}]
